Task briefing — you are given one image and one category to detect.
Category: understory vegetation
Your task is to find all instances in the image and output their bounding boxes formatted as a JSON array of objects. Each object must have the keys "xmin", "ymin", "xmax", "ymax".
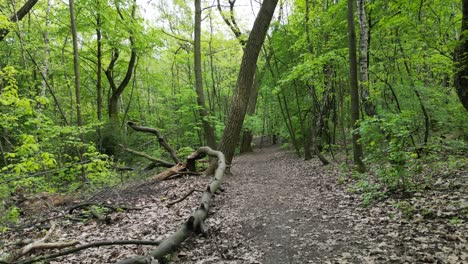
[{"xmin": 0, "ymin": 0, "xmax": 467, "ymax": 261}]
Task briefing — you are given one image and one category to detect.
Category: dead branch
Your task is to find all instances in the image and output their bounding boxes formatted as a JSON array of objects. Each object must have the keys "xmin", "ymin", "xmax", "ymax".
[
  {"xmin": 116, "ymin": 147, "xmax": 226, "ymax": 264},
  {"xmin": 127, "ymin": 121, "xmax": 180, "ymax": 164},
  {"xmin": 9, "ymin": 222, "xmax": 78, "ymax": 262},
  {"xmin": 119, "ymin": 144, "xmax": 175, "ymax": 168},
  {"xmin": 166, "ymin": 189, "xmax": 204, "ymax": 208},
  {"xmin": 67, "ymin": 202, "xmax": 144, "ymax": 214},
  {"xmin": 7, "ymin": 240, "xmax": 161, "ymax": 264},
  {"xmin": 153, "ymin": 163, "xmax": 191, "ymax": 181},
  {"xmin": 19, "ymin": 221, "xmax": 57, "ymax": 255}
]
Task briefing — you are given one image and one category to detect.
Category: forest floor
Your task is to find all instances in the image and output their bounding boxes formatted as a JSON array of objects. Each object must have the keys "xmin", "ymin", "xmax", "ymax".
[{"xmin": 2, "ymin": 146, "xmax": 467, "ymax": 263}]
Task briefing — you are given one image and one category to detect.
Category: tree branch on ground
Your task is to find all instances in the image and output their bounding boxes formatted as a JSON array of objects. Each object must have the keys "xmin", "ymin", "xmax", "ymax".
[
  {"xmin": 4, "ymin": 240, "xmax": 162, "ymax": 264},
  {"xmin": 116, "ymin": 147, "xmax": 226, "ymax": 264}
]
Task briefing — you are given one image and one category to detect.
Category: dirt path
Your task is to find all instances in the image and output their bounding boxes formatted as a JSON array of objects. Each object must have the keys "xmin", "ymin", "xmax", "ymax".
[
  {"xmin": 176, "ymin": 146, "xmax": 466, "ymax": 264},
  {"xmin": 226, "ymin": 146, "xmax": 367, "ymax": 263},
  {"xmin": 3, "ymin": 146, "xmax": 465, "ymax": 263}
]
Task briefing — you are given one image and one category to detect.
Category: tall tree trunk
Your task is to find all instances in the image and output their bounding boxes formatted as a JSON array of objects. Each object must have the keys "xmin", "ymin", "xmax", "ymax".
[
  {"xmin": 357, "ymin": 0, "xmax": 376, "ymax": 116},
  {"xmin": 347, "ymin": 0, "xmax": 365, "ymax": 172},
  {"xmin": 240, "ymin": 71, "xmax": 262, "ymax": 153},
  {"xmin": 96, "ymin": 2, "xmax": 103, "ymax": 122},
  {"xmin": 454, "ymin": 0, "xmax": 468, "ymax": 111},
  {"xmin": 194, "ymin": 0, "xmax": 217, "ymax": 148},
  {"xmin": 105, "ymin": 3, "xmax": 137, "ymax": 122},
  {"xmin": 40, "ymin": 0, "xmax": 51, "ymax": 107},
  {"xmin": 69, "ymin": 0, "xmax": 83, "ymax": 127},
  {"xmin": 218, "ymin": 0, "xmax": 279, "ymax": 165}
]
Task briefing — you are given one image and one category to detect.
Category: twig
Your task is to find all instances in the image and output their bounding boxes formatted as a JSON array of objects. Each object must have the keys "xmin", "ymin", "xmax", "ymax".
[
  {"xmin": 166, "ymin": 189, "xmax": 204, "ymax": 207},
  {"xmin": 68, "ymin": 202, "xmax": 144, "ymax": 214}
]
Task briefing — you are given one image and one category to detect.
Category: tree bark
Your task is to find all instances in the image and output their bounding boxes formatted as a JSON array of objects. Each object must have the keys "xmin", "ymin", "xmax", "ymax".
[
  {"xmin": 347, "ymin": 0, "xmax": 365, "ymax": 172},
  {"xmin": 218, "ymin": 0, "xmax": 278, "ymax": 165},
  {"xmin": 194, "ymin": 0, "xmax": 217, "ymax": 148},
  {"xmin": 96, "ymin": 3, "xmax": 103, "ymax": 122},
  {"xmin": 454, "ymin": 0, "xmax": 468, "ymax": 111},
  {"xmin": 69, "ymin": 0, "xmax": 83, "ymax": 127},
  {"xmin": 105, "ymin": 2, "xmax": 138, "ymax": 122},
  {"xmin": 240, "ymin": 71, "xmax": 261, "ymax": 153},
  {"xmin": 357, "ymin": 0, "xmax": 376, "ymax": 116}
]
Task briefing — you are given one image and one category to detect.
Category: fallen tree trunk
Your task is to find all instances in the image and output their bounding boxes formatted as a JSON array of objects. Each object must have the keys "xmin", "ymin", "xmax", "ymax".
[
  {"xmin": 153, "ymin": 163, "xmax": 188, "ymax": 181},
  {"xmin": 116, "ymin": 146, "xmax": 226, "ymax": 264}
]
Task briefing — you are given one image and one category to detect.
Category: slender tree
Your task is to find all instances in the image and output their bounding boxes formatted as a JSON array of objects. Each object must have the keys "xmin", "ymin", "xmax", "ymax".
[
  {"xmin": 194, "ymin": 0, "xmax": 217, "ymax": 148},
  {"xmin": 357, "ymin": 0, "xmax": 375, "ymax": 116},
  {"xmin": 96, "ymin": 0, "xmax": 103, "ymax": 122},
  {"xmin": 218, "ymin": 0, "xmax": 279, "ymax": 165},
  {"xmin": 347, "ymin": 0, "xmax": 365, "ymax": 172},
  {"xmin": 69, "ymin": 0, "xmax": 83, "ymax": 127}
]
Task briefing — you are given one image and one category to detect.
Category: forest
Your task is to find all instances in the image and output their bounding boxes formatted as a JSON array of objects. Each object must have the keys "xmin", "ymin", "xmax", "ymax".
[{"xmin": 0, "ymin": 0, "xmax": 467, "ymax": 263}]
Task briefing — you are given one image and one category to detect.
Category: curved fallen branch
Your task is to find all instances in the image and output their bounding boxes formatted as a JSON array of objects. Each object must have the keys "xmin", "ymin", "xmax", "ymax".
[
  {"xmin": 127, "ymin": 121, "xmax": 180, "ymax": 164},
  {"xmin": 7, "ymin": 240, "xmax": 162, "ymax": 264},
  {"xmin": 118, "ymin": 144, "xmax": 175, "ymax": 168},
  {"xmin": 7, "ymin": 222, "xmax": 79, "ymax": 262},
  {"xmin": 116, "ymin": 146, "xmax": 226, "ymax": 264}
]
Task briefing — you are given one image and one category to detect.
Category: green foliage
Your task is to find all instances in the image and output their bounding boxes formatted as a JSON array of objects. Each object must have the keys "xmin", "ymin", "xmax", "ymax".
[
  {"xmin": 0, "ymin": 206, "xmax": 19, "ymax": 232},
  {"xmin": 177, "ymin": 146, "xmax": 194, "ymax": 159},
  {"xmin": 359, "ymin": 112, "xmax": 419, "ymax": 192},
  {"xmin": 0, "ymin": 68, "xmax": 115, "ymax": 209}
]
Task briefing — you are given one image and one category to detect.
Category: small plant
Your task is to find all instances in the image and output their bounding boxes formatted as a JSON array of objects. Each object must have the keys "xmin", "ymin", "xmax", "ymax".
[
  {"xmin": 358, "ymin": 112, "xmax": 420, "ymax": 203},
  {"xmin": 394, "ymin": 201, "xmax": 415, "ymax": 219},
  {"xmin": 0, "ymin": 206, "xmax": 19, "ymax": 232}
]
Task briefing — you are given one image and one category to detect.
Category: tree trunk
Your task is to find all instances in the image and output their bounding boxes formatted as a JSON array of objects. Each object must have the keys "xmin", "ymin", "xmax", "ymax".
[
  {"xmin": 357, "ymin": 0, "xmax": 376, "ymax": 116},
  {"xmin": 240, "ymin": 71, "xmax": 261, "ymax": 153},
  {"xmin": 218, "ymin": 0, "xmax": 279, "ymax": 165},
  {"xmin": 69, "ymin": 0, "xmax": 83, "ymax": 127},
  {"xmin": 96, "ymin": 3, "xmax": 103, "ymax": 122},
  {"xmin": 347, "ymin": 0, "xmax": 365, "ymax": 172},
  {"xmin": 194, "ymin": 0, "xmax": 217, "ymax": 148},
  {"xmin": 454, "ymin": 0, "xmax": 468, "ymax": 111}
]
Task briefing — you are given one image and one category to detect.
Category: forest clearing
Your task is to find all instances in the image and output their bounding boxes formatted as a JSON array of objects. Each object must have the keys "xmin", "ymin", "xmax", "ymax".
[{"xmin": 1, "ymin": 0, "xmax": 467, "ymax": 263}]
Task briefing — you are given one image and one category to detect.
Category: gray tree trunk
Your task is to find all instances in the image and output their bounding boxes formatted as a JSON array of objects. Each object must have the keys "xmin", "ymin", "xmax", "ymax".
[
  {"xmin": 347, "ymin": 0, "xmax": 365, "ymax": 172},
  {"xmin": 357, "ymin": 0, "xmax": 376, "ymax": 116},
  {"xmin": 69, "ymin": 0, "xmax": 83, "ymax": 127},
  {"xmin": 218, "ymin": 0, "xmax": 279, "ymax": 165},
  {"xmin": 195, "ymin": 0, "xmax": 217, "ymax": 148}
]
